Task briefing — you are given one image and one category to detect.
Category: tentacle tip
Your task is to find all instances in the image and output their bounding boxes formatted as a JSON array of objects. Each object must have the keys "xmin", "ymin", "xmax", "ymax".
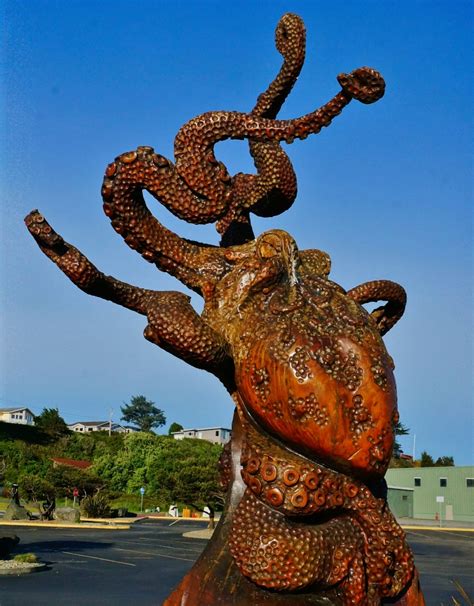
[
  {"xmin": 24, "ymin": 209, "xmax": 41, "ymax": 225},
  {"xmin": 338, "ymin": 67, "xmax": 385, "ymax": 104},
  {"xmin": 24, "ymin": 210, "xmax": 65, "ymax": 250}
]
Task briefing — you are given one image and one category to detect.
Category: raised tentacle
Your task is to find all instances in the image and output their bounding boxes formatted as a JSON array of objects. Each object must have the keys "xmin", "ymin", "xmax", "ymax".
[
  {"xmin": 101, "ymin": 147, "xmax": 228, "ymax": 294},
  {"xmin": 174, "ymin": 66, "xmax": 385, "ymax": 217},
  {"xmin": 24, "ymin": 210, "xmax": 231, "ymax": 375},
  {"xmin": 245, "ymin": 13, "xmax": 305, "ymax": 214},
  {"xmin": 217, "ymin": 14, "xmax": 306, "ymax": 243},
  {"xmin": 346, "ymin": 279, "xmax": 406, "ymax": 335},
  {"xmin": 252, "ymin": 13, "xmax": 306, "ymax": 119}
]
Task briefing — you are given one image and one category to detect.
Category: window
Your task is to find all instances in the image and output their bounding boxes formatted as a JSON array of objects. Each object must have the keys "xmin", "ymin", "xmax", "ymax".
[
  {"xmin": 215, "ymin": 430, "xmax": 220, "ymax": 437},
  {"xmin": 414, "ymin": 477, "xmax": 421, "ymax": 487},
  {"xmin": 440, "ymin": 478, "xmax": 447, "ymax": 487},
  {"xmin": 402, "ymin": 495, "xmax": 408, "ymax": 501},
  {"xmin": 466, "ymin": 479, "xmax": 474, "ymax": 488}
]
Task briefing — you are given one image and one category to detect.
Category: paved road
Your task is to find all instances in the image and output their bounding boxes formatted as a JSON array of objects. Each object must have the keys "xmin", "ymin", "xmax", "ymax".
[
  {"xmin": 405, "ymin": 528, "xmax": 473, "ymax": 604},
  {"xmin": 0, "ymin": 520, "xmax": 472, "ymax": 605}
]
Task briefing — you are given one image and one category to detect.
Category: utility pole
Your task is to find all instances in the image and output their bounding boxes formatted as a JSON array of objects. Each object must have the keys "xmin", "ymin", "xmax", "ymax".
[
  {"xmin": 109, "ymin": 408, "xmax": 113, "ymax": 436},
  {"xmin": 412, "ymin": 434, "xmax": 416, "ymax": 462}
]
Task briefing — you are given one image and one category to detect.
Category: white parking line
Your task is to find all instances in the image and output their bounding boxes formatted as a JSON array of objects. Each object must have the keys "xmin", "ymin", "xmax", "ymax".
[
  {"xmin": 62, "ymin": 551, "xmax": 136, "ymax": 566},
  {"xmin": 118, "ymin": 539, "xmax": 202, "ymax": 553},
  {"xmin": 113, "ymin": 547, "xmax": 195, "ymax": 562}
]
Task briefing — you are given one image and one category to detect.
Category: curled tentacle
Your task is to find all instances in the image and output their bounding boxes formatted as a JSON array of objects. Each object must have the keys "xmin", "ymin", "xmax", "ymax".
[
  {"xmin": 230, "ymin": 490, "xmax": 366, "ymax": 595},
  {"xmin": 219, "ymin": 14, "xmax": 306, "ymax": 243},
  {"xmin": 337, "ymin": 66, "xmax": 385, "ymax": 104},
  {"xmin": 98, "ymin": 11, "xmax": 384, "ymax": 249},
  {"xmin": 347, "ymin": 279, "xmax": 406, "ymax": 335},
  {"xmin": 235, "ymin": 416, "xmax": 415, "ymax": 601},
  {"xmin": 252, "ymin": 13, "xmax": 306, "ymax": 119},
  {"xmin": 174, "ymin": 66, "xmax": 385, "ymax": 215},
  {"xmin": 101, "ymin": 147, "xmax": 228, "ymax": 294}
]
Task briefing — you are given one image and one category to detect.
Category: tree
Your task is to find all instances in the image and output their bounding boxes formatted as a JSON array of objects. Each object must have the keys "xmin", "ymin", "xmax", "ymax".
[
  {"xmin": 393, "ymin": 420, "xmax": 410, "ymax": 458},
  {"xmin": 121, "ymin": 395, "xmax": 166, "ymax": 432},
  {"xmin": 168, "ymin": 422, "xmax": 183, "ymax": 435},
  {"xmin": 20, "ymin": 474, "xmax": 55, "ymax": 503},
  {"xmin": 45, "ymin": 466, "xmax": 105, "ymax": 498},
  {"xmin": 420, "ymin": 451, "xmax": 435, "ymax": 467},
  {"xmin": 34, "ymin": 407, "xmax": 70, "ymax": 438},
  {"xmin": 435, "ymin": 456, "xmax": 454, "ymax": 466}
]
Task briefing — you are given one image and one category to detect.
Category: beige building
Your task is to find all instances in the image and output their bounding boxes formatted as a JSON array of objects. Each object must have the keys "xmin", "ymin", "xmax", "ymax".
[
  {"xmin": 0, "ymin": 407, "xmax": 35, "ymax": 426},
  {"xmin": 172, "ymin": 427, "xmax": 231, "ymax": 445}
]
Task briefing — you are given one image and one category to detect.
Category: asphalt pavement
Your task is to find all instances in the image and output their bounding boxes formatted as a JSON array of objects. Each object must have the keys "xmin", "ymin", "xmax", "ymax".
[{"xmin": 0, "ymin": 519, "xmax": 472, "ymax": 605}]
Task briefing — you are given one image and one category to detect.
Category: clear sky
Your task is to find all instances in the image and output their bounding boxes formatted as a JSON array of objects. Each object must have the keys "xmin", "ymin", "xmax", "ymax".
[{"xmin": 1, "ymin": 1, "xmax": 472, "ymax": 464}]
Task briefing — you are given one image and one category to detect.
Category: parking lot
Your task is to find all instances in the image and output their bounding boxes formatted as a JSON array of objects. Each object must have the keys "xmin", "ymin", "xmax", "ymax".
[{"xmin": 0, "ymin": 519, "xmax": 472, "ymax": 605}]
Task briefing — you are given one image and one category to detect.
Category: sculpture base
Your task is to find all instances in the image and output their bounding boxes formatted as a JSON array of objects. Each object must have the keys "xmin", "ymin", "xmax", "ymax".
[{"xmin": 164, "ymin": 412, "xmax": 425, "ymax": 606}]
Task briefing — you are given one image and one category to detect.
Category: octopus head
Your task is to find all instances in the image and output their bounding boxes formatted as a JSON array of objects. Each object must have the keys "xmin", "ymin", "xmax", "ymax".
[{"xmin": 220, "ymin": 230, "xmax": 300, "ymax": 309}]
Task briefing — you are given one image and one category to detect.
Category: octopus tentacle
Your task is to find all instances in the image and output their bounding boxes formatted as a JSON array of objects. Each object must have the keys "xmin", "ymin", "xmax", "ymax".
[
  {"xmin": 101, "ymin": 147, "xmax": 227, "ymax": 294},
  {"xmin": 142, "ymin": 292, "xmax": 232, "ymax": 376},
  {"xmin": 230, "ymin": 490, "xmax": 366, "ymax": 596},
  {"xmin": 25, "ymin": 210, "xmax": 151, "ymax": 314},
  {"xmin": 174, "ymin": 66, "xmax": 385, "ymax": 213},
  {"xmin": 101, "ymin": 58, "xmax": 384, "ymax": 247},
  {"xmin": 347, "ymin": 280, "xmax": 407, "ymax": 335},
  {"xmin": 24, "ymin": 211, "xmax": 230, "ymax": 375},
  {"xmin": 239, "ymin": 13, "xmax": 305, "ymax": 225},
  {"xmin": 235, "ymin": 415, "xmax": 415, "ymax": 602},
  {"xmin": 252, "ymin": 13, "xmax": 306, "ymax": 119}
]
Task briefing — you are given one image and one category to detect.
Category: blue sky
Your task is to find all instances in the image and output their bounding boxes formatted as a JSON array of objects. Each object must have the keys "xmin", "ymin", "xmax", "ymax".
[{"xmin": 1, "ymin": 1, "xmax": 472, "ymax": 464}]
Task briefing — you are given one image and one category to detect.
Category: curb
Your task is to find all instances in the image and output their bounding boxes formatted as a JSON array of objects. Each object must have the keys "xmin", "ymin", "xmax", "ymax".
[
  {"xmin": 0, "ymin": 520, "xmax": 130, "ymax": 530},
  {"xmin": 401, "ymin": 525, "xmax": 474, "ymax": 532},
  {"xmin": 0, "ymin": 563, "xmax": 47, "ymax": 576}
]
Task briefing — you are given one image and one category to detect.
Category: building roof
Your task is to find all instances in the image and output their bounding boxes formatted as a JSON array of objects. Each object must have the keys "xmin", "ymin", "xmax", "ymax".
[
  {"xmin": 68, "ymin": 421, "xmax": 109, "ymax": 427},
  {"xmin": 172, "ymin": 427, "xmax": 231, "ymax": 433},
  {"xmin": 51, "ymin": 457, "xmax": 92, "ymax": 470},
  {"xmin": 0, "ymin": 407, "xmax": 34, "ymax": 414}
]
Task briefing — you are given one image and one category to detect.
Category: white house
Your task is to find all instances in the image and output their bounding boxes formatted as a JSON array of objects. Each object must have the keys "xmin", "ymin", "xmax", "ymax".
[
  {"xmin": 67, "ymin": 421, "xmax": 136, "ymax": 433},
  {"xmin": 172, "ymin": 427, "xmax": 231, "ymax": 445},
  {"xmin": 0, "ymin": 407, "xmax": 35, "ymax": 426}
]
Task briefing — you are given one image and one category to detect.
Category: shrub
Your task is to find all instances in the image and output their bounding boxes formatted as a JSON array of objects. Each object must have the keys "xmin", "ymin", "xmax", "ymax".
[
  {"xmin": 80, "ymin": 492, "xmax": 111, "ymax": 518},
  {"xmin": 14, "ymin": 553, "xmax": 38, "ymax": 563}
]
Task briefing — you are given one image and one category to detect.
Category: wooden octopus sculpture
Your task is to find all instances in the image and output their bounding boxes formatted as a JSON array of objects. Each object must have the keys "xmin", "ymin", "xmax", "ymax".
[{"xmin": 25, "ymin": 14, "xmax": 425, "ymax": 606}]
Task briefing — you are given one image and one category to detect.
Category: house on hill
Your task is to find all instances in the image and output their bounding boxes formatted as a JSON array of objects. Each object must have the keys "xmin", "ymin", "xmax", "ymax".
[
  {"xmin": 0, "ymin": 407, "xmax": 35, "ymax": 426},
  {"xmin": 51, "ymin": 457, "xmax": 92, "ymax": 470},
  {"xmin": 171, "ymin": 427, "xmax": 231, "ymax": 445},
  {"xmin": 67, "ymin": 421, "xmax": 136, "ymax": 434}
]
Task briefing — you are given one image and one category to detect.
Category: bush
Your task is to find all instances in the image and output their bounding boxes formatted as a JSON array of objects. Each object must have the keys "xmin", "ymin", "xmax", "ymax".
[
  {"xmin": 80, "ymin": 492, "xmax": 111, "ymax": 518},
  {"xmin": 14, "ymin": 553, "xmax": 38, "ymax": 563}
]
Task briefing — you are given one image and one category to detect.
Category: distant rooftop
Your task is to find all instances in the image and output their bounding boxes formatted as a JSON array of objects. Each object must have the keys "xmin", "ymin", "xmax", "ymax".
[
  {"xmin": 0, "ymin": 407, "xmax": 33, "ymax": 413},
  {"xmin": 51, "ymin": 457, "xmax": 92, "ymax": 470},
  {"xmin": 68, "ymin": 421, "xmax": 109, "ymax": 427},
  {"xmin": 172, "ymin": 427, "xmax": 231, "ymax": 433}
]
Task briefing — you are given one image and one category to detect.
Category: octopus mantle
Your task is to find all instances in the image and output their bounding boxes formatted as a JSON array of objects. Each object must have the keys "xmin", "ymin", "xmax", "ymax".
[{"xmin": 208, "ymin": 267, "xmax": 397, "ymax": 481}]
